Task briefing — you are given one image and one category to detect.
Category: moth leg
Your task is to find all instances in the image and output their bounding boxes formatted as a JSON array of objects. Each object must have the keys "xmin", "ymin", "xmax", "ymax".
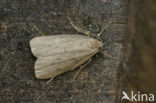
[
  {"xmin": 33, "ymin": 25, "xmax": 46, "ymax": 36},
  {"xmin": 44, "ymin": 77, "xmax": 54, "ymax": 85},
  {"xmin": 72, "ymin": 59, "xmax": 92, "ymax": 81}
]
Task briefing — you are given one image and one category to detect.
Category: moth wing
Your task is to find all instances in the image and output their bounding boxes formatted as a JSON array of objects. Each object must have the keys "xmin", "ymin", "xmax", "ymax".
[
  {"xmin": 30, "ymin": 35, "xmax": 102, "ymax": 79},
  {"xmin": 35, "ymin": 51, "xmax": 96, "ymax": 79}
]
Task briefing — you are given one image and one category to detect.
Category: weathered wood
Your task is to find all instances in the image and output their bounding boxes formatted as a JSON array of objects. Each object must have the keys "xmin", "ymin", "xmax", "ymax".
[{"xmin": 0, "ymin": 0, "xmax": 126, "ymax": 102}]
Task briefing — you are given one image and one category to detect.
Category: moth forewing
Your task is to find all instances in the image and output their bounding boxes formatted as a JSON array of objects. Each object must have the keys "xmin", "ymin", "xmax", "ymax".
[{"xmin": 30, "ymin": 35, "xmax": 103, "ymax": 79}]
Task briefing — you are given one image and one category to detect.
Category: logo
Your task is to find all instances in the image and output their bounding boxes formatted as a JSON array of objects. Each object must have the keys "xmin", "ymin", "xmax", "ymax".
[
  {"xmin": 121, "ymin": 91, "xmax": 155, "ymax": 102},
  {"xmin": 121, "ymin": 91, "xmax": 130, "ymax": 101}
]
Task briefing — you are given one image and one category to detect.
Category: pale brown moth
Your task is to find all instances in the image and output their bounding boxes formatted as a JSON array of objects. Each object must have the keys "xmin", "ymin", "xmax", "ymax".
[{"xmin": 30, "ymin": 17, "xmax": 112, "ymax": 82}]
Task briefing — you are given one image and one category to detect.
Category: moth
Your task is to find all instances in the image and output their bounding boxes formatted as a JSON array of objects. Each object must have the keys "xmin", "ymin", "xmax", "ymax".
[{"xmin": 30, "ymin": 17, "xmax": 109, "ymax": 81}]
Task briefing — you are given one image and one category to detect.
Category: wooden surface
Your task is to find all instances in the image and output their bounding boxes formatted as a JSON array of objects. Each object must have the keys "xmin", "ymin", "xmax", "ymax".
[{"xmin": 0, "ymin": 0, "xmax": 127, "ymax": 103}]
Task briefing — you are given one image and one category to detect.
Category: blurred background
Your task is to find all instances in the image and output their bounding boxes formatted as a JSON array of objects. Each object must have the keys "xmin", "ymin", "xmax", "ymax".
[{"xmin": 118, "ymin": 0, "xmax": 156, "ymax": 102}]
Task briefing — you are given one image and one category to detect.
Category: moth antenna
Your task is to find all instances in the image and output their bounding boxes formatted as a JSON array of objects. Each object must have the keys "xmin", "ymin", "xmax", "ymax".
[
  {"xmin": 100, "ymin": 51, "xmax": 119, "ymax": 60},
  {"xmin": 67, "ymin": 17, "xmax": 90, "ymax": 36},
  {"xmin": 67, "ymin": 17, "xmax": 99, "ymax": 38},
  {"xmin": 72, "ymin": 59, "xmax": 92, "ymax": 82},
  {"xmin": 33, "ymin": 25, "xmax": 46, "ymax": 36},
  {"xmin": 97, "ymin": 21, "xmax": 112, "ymax": 37},
  {"xmin": 44, "ymin": 77, "xmax": 54, "ymax": 86}
]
